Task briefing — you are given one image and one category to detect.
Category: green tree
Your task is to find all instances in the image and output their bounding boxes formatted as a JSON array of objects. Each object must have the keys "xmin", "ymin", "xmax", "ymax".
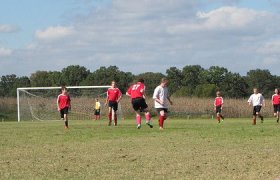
[
  {"xmin": 87, "ymin": 66, "xmax": 134, "ymax": 93},
  {"xmin": 245, "ymin": 69, "xmax": 276, "ymax": 96},
  {"xmin": 30, "ymin": 71, "xmax": 52, "ymax": 87},
  {"xmin": 0, "ymin": 74, "xmax": 17, "ymax": 96},
  {"xmin": 194, "ymin": 84, "xmax": 216, "ymax": 97},
  {"xmin": 166, "ymin": 67, "xmax": 183, "ymax": 94},
  {"xmin": 61, "ymin": 65, "xmax": 90, "ymax": 86},
  {"xmin": 220, "ymin": 73, "xmax": 248, "ymax": 98},
  {"xmin": 181, "ymin": 65, "xmax": 205, "ymax": 95},
  {"xmin": 205, "ymin": 66, "xmax": 229, "ymax": 87}
]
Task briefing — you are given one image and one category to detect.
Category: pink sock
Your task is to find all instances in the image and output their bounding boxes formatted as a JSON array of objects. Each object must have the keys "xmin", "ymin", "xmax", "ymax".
[
  {"xmin": 145, "ymin": 113, "xmax": 151, "ymax": 122},
  {"xmin": 136, "ymin": 115, "xmax": 141, "ymax": 125}
]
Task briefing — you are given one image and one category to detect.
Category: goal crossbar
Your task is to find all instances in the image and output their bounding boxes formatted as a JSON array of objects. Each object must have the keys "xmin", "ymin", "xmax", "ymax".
[{"xmin": 17, "ymin": 85, "xmax": 110, "ymax": 122}]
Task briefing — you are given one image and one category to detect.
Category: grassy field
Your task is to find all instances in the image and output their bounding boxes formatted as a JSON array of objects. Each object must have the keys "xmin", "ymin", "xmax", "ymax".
[{"xmin": 1, "ymin": 118, "xmax": 280, "ymax": 179}]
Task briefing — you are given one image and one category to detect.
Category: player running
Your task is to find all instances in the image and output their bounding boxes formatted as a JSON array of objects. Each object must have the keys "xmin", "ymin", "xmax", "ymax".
[
  {"xmin": 126, "ymin": 78, "xmax": 153, "ymax": 129},
  {"xmin": 214, "ymin": 91, "xmax": 224, "ymax": 123},
  {"xmin": 105, "ymin": 81, "xmax": 122, "ymax": 126},
  {"xmin": 57, "ymin": 86, "xmax": 71, "ymax": 129},
  {"xmin": 153, "ymin": 78, "xmax": 173, "ymax": 130},
  {"xmin": 272, "ymin": 88, "xmax": 280, "ymax": 123},
  {"xmin": 248, "ymin": 88, "xmax": 265, "ymax": 125}
]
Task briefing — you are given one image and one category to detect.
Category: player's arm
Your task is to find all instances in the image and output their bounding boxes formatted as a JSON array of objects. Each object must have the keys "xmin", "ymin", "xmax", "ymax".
[
  {"xmin": 105, "ymin": 91, "xmax": 109, "ymax": 106},
  {"xmin": 142, "ymin": 86, "xmax": 146, "ymax": 99},
  {"xmin": 57, "ymin": 95, "xmax": 60, "ymax": 111},
  {"xmin": 247, "ymin": 96, "xmax": 252, "ymax": 106},
  {"xmin": 126, "ymin": 87, "xmax": 131, "ymax": 97},
  {"xmin": 167, "ymin": 96, "xmax": 173, "ymax": 105},
  {"xmin": 117, "ymin": 90, "xmax": 122, "ymax": 103},
  {"xmin": 261, "ymin": 96, "xmax": 265, "ymax": 107}
]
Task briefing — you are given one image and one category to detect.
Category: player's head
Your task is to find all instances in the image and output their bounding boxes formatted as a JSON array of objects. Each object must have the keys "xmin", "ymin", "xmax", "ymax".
[
  {"xmin": 253, "ymin": 88, "xmax": 258, "ymax": 94},
  {"xmin": 95, "ymin": 98, "xmax": 99, "ymax": 101},
  {"xmin": 138, "ymin": 78, "xmax": 144, "ymax": 83},
  {"xmin": 61, "ymin": 86, "xmax": 68, "ymax": 94},
  {"xmin": 275, "ymin": 88, "xmax": 279, "ymax": 94},
  {"xmin": 161, "ymin": 78, "xmax": 168, "ymax": 87},
  {"xmin": 111, "ymin": 81, "xmax": 116, "ymax": 88},
  {"xmin": 216, "ymin": 91, "xmax": 221, "ymax": 97}
]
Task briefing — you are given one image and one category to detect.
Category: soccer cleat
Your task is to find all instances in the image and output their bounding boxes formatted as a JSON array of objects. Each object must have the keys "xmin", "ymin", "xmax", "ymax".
[
  {"xmin": 146, "ymin": 122, "xmax": 153, "ymax": 128},
  {"xmin": 159, "ymin": 127, "xmax": 164, "ymax": 130},
  {"xmin": 137, "ymin": 124, "xmax": 141, "ymax": 129},
  {"xmin": 64, "ymin": 126, "xmax": 69, "ymax": 129}
]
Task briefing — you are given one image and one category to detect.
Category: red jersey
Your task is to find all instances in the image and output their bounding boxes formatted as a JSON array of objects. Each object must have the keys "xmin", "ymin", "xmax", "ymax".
[
  {"xmin": 57, "ymin": 94, "xmax": 71, "ymax": 109},
  {"xmin": 127, "ymin": 82, "xmax": 145, "ymax": 99},
  {"xmin": 214, "ymin": 97, "xmax": 223, "ymax": 107},
  {"xmin": 272, "ymin": 94, "xmax": 280, "ymax": 105},
  {"xmin": 107, "ymin": 87, "xmax": 122, "ymax": 102}
]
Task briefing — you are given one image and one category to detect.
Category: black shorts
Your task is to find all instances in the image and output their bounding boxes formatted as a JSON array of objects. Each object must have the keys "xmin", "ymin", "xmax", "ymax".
[
  {"xmin": 60, "ymin": 107, "xmax": 69, "ymax": 118},
  {"xmin": 156, "ymin": 108, "xmax": 168, "ymax": 115},
  {"xmin": 253, "ymin": 106, "xmax": 262, "ymax": 115},
  {"xmin": 273, "ymin": 104, "xmax": 280, "ymax": 113},
  {"xmin": 131, "ymin": 97, "xmax": 148, "ymax": 111},
  {"xmin": 108, "ymin": 101, "xmax": 118, "ymax": 111},
  {"xmin": 94, "ymin": 109, "xmax": 100, "ymax": 115},
  {"xmin": 216, "ymin": 106, "xmax": 222, "ymax": 114}
]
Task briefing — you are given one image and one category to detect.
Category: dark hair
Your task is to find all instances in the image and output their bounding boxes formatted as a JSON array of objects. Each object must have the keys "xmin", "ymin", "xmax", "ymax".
[
  {"xmin": 61, "ymin": 86, "xmax": 67, "ymax": 91},
  {"xmin": 138, "ymin": 78, "xmax": 144, "ymax": 83}
]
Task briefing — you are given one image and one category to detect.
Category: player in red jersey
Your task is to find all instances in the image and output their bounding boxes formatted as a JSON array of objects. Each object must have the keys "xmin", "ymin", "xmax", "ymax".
[
  {"xmin": 57, "ymin": 86, "xmax": 71, "ymax": 129},
  {"xmin": 214, "ymin": 91, "xmax": 224, "ymax": 123},
  {"xmin": 271, "ymin": 88, "xmax": 280, "ymax": 123},
  {"xmin": 105, "ymin": 81, "xmax": 122, "ymax": 126},
  {"xmin": 126, "ymin": 78, "xmax": 153, "ymax": 129}
]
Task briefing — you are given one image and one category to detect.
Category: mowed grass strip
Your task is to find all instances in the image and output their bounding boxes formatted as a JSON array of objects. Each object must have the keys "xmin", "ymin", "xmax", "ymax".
[{"xmin": 1, "ymin": 118, "xmax": 280, "ymax": 179}]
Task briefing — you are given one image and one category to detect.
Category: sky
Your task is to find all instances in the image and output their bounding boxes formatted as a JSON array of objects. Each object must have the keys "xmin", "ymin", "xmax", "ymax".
[{"xmin": 1, "ymin": 0, "xmax": 280, "ymax": 77}]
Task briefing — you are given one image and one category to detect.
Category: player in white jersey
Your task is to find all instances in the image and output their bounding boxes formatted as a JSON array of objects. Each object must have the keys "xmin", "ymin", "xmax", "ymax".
[
  {"xmin": 247, "ymin": 88, "xmax": 265, "ymax": 125},
  {"xmin": 153, "ymin": 78, "xmax": 173, "ymax": 130}
]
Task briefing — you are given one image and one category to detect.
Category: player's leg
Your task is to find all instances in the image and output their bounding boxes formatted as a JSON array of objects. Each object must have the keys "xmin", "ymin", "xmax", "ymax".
[
  {"xmin": 108, "ymin": 105, "xmax": 112, "ymax": 126},
  {"xmin": 256, "ymin": 106, "xmax": 264, "ymax": 123},
  {"xmin": 113, "ymin": 103, "xmax": 118, "ymax": 126},
  {"xmin": 141, "ymin": 99, "xmax": 153, "ymax": 128},
  {"xmin": 132, "ymin": 99, "xmax": 142, "ymax": 129},
  {"xmin": 276, "ymin": 104, "xmax": 280, "ymax": 123},
  {"xmin": 216, "ymin": 107, "xmax": 220, "ymax": 123},
  {"xmin": 64, "ymin": 108, "xmax": 69, "ymax": 129},
  {"xmin": 159, "ymin": 110, "xmax": 165, "ymax": 130},
  {"xmin": 60, "ymin": 109, "xmax": 64, "ymax": 120},
  {"xmin": 252, "ymin": 107, "xmax": 257, "ymax": 125}
]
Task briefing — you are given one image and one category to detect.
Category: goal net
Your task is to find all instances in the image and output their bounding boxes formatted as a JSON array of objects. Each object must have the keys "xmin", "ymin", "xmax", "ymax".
[{"xmin": 17, "ymin": 86, "xmax": 123, "ymax": 122}]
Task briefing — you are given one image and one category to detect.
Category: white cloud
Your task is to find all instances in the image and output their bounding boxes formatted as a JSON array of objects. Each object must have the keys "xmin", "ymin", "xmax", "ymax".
[
  {"xmin": 0, "ymin": 47, "xmax": 12, "ymax": 57},
  {"xmin": 2, "ymin": 0, "xmax": 280, "ymax": 76},
  {"xmin": 35, "ymin": 26, "xmax": 75, "ymax": 41},
  {"xmin": 0, "ymin": 24, "xmax": 20, "ymax": 33},
  {"xmin": 168, "ymin": 6, "xmax": 273, "ymax": 34}
]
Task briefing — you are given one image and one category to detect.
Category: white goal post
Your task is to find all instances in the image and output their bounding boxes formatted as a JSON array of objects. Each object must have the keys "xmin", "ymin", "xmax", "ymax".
[{"xmin": 17, "ymin": 86, "xmax": 114, "ymax": 122}]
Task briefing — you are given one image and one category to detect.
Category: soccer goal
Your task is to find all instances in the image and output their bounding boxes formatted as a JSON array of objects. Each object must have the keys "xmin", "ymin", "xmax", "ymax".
[{"xmin": 16, "ymin": 86, "xmax": 123, "ymax": 122}]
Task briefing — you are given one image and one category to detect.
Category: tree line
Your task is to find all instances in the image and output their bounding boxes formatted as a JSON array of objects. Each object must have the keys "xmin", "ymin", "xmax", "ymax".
[{"xmin": 1, "ymin": 65, "xmax": 280, "ymax": 98}]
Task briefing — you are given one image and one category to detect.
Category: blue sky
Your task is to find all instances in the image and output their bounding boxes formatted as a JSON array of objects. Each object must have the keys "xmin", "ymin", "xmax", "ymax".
[{"xmin": 1, "ymin": 0, "xmax": 280, "ymax": 76}]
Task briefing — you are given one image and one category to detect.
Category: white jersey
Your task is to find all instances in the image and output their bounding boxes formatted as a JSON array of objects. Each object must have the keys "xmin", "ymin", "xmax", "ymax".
[
  {"xmin": 153, "ymin": 85, "xmax": 169, "ymax": 108},
  {"xmin": 248, "ymin": 93, "xmax": 264, "ymax": 106}
]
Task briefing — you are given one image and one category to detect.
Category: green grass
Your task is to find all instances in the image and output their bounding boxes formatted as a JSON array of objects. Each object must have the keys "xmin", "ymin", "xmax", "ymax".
[{"xmin": 1, "ymin": 118, "xmax": 280, "ymax": 179}]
